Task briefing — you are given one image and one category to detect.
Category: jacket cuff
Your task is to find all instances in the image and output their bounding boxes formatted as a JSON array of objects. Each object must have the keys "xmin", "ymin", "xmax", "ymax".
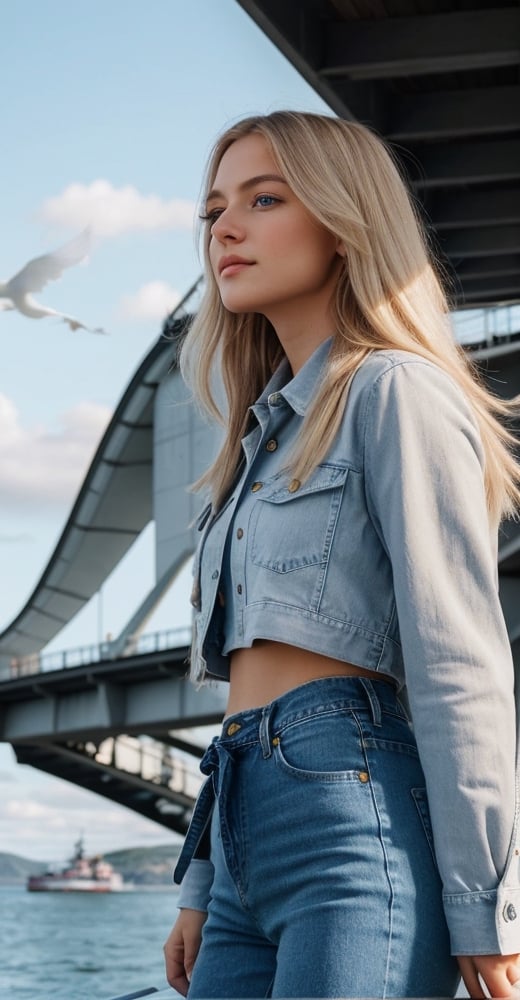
[
  {"xmin": 444, "ymin": 890, "xmax": 503, "ymax": 954},
  {"xmin": 176, "ymin": 859, "xmax": 213, "ymax": 912}
]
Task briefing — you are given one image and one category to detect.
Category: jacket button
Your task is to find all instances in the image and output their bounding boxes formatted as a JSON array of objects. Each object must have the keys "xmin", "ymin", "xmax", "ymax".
[
  {"xmin": 266, "ymin": 439, "xmax": 278, "ymax": 452},
  {"xmin": 237, "ymin": 584, "xmax": 243, "ymax": 595},
  {"xmin": 288, "ymin": 478, "xmax": 301, "ymax": 493},
  {"xmin": 503, "ymin": 902, "xmax": 518, "ymax": 922},
  {"xmin": 211, "ymin": 570, "xmax": 219, "ymax": 579},
  {"xmin": 236, "ymin": 528, "xmax": 244, "ymax": 539},
  {"xmin": 268, "ymin": 392, "xmax": 282, "ymax": 406},
  {"xmin": 251, "ymin": 481, "xmax": 263, "ymax": 492}
]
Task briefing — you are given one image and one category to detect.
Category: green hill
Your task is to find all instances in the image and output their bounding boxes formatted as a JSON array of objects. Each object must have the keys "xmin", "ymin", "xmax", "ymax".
[
  {"xmin": 0, "ymin": 852, "xmax": 46, "ymax": 881},
  {"xmin": 105, "ymin": 843, "xmax": 182, "ymax": 885}
]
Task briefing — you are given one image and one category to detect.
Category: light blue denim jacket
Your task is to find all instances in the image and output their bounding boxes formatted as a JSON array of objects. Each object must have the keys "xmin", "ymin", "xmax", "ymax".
[{"xmin": 181, "ymin": 338, "xmax": 519, "ymax": 957}]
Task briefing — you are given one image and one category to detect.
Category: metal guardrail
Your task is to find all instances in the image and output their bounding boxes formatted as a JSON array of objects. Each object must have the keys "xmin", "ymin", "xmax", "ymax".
[
  {"xmin": 4, "ymin": 626, "xmax": 191, "ymax": 679},
  {"xmin": 106, "ymin": 988, "xmax": 174, "ymax": 1000},
  {"xmin": 106, "ymin": 989, "xmax": 159, "ymax": 999},
  {"xmin": 454, "ymin": 304, "xmax": 520, "ymax": 348},
  {"xmin": 90, "ymin": 733, "xmax": 203, "ymax": 802}
]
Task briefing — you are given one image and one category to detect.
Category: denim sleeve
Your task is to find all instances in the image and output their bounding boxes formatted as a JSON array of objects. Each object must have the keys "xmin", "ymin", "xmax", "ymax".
[
  {"xmin": 176, "ymin": 859, "xmax": 214, "ymax": 911},
  {"xmin": 363, "ymin": 358, "xmax": 518, "ymax": 956}
]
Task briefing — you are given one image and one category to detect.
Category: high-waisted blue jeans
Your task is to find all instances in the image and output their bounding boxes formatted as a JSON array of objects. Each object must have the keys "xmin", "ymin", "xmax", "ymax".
[{"xmin": 187, "ymin": 676, "xmax": 459, "ymax": 998}]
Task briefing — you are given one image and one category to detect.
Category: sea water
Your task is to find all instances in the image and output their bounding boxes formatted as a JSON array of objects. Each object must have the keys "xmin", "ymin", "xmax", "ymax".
[
  {"xmin": 0, "ymin": 884, "xmax": 470, "ymax": 1000},
  {"xmin": 0, "ymin": 885, "xmax": 180, "ymax": 1000}
]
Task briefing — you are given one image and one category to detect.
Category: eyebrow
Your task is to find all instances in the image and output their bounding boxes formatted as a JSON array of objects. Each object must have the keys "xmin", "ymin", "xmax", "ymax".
[{"xmin": 205, "ymin": 173, "xmax": 288, "ymax": 204}]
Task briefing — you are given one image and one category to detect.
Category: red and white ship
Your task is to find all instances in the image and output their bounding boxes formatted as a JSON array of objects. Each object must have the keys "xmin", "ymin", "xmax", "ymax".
[{"xmin": 27, "ymin": 836, "xmax": 124, "ymax": 892}]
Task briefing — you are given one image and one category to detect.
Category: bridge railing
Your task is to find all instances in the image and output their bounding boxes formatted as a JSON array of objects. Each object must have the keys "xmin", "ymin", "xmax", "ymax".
[
  {"xmin": 4, "ymin": 625, "xmax": 192, "ymax": 680},
  {"xmin": 88, "ymin": 733, "xmax": 204, "ymax": 802}
]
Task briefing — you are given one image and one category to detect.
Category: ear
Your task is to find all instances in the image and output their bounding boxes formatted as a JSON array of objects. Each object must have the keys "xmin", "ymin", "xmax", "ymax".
[{"xmin": 336, "ymin": 240, "xmax": 347, "ymax": 258}]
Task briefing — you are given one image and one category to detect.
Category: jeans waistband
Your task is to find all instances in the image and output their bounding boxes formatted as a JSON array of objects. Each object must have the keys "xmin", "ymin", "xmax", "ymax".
[
  {"xmin": 219, "ymin": 675, "xmax": 407, "ymax": 758},
  {"xmin": 174, "ymin": 675, "xmax": 407, "ymax": 885}
]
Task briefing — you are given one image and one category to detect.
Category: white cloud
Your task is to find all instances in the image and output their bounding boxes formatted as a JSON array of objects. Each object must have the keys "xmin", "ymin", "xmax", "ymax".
[
  {"xmin": 0, "ymin": 783, "xmax": 180, "ymax": 861},
  {"xmin": 6, "ymin": 799, "xmax": 53, "ymax": 821},
  {"xmin": 39, "ymin": 180, "xmax": 196, "ymax": 238},
  {"xmin": 118, "ymin": 280, "xmax": 181, "ymax": 322},
  {"xmin": 0, "ymin": 394, "xmax": 111, "ymax": 510}
]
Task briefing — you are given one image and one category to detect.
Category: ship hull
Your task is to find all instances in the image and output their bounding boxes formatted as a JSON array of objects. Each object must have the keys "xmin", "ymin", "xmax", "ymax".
[{"xmin": 27, "ymin": 876, "xmax": 122, "ymax": 892}]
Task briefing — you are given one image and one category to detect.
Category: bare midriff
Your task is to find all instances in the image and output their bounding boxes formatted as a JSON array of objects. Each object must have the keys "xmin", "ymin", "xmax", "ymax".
[{"xmin": 225, "ymin": 638, "xmax": 394, "ymax": 717}]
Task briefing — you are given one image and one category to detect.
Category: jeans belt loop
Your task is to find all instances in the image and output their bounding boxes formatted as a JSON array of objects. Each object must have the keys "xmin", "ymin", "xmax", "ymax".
[
  {"xmin": 259, "ymin": 703, "xmax": 272, "ymax": 758},
  {"xmin": 359, "ymin": 677, "xmax": 382, "ymax": 726}
]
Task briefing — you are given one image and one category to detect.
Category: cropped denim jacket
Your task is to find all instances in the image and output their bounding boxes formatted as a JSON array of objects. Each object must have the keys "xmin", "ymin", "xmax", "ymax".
[{"xmin": 179, "ymin": 338, "xmax": 520, "ymax": 957}]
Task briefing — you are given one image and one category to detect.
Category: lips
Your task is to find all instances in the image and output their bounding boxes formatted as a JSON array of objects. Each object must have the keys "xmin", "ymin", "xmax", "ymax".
[{"xmin": 218, "ymin": 255, "xmax": 254, "ymax": 276}]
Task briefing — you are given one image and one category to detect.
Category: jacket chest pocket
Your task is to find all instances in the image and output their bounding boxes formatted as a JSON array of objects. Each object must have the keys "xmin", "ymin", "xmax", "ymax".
[{"xmin": 249, "ymin": 464, "xmax": 348, "ymax": 574}]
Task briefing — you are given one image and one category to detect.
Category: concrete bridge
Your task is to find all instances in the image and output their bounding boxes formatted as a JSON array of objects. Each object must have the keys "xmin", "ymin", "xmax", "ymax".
[
  {"xmin": 0, "ymin": 286, "xmax": 226, "ymax": 835},
  {"xmin": 0, "ymin": 627, "xmax": 226, "ymax": 836}
]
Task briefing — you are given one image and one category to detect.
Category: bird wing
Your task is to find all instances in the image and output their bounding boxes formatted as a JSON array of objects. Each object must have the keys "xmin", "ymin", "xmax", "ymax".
[
  {"xmin": 14, "ymin": 294, "xmax": 106, "ymax": 334},
  {"xmin": 7, "ymin": 229, "xmax": 91, "ymax": 297}
]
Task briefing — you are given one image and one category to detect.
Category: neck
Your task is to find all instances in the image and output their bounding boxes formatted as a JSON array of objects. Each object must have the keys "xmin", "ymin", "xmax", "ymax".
[
  {"xmin": 262, "ymin": 263, "xmax": 342, "ymax": 373},
  {"xmin": 265, "ymin": 305, "xmax": 335, "ymax": 375}
]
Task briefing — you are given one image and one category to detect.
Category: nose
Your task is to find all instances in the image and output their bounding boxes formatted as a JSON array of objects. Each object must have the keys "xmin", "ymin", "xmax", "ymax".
[{"xmin": 210, "ymin": 206, "xmax": 245, "ymax": 244}]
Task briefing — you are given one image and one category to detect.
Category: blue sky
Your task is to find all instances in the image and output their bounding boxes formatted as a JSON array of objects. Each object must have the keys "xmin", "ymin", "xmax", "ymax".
[{"xmin": 0, "ymin": 0, "xmax": 337, "ymax": 862}]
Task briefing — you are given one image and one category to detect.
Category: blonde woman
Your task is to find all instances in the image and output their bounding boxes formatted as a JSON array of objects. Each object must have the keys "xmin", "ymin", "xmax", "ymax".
[{"xmin": 164, "ymin": 111, "xmax": 520, "ymax": 998}]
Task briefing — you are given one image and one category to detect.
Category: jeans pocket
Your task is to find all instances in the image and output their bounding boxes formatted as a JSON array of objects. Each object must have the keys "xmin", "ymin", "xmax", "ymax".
[
  {"xmin": 273, "ymin": 709, "xmax": 366, "ymax": 782},
  {"xmin": 411, "ymin": 786, "xmax": 438, "ymax": 868}
]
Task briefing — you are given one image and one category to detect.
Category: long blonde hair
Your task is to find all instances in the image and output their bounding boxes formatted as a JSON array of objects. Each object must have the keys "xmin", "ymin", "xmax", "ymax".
[{"xmin": 180, "ymin": 110, "xmax": 520, "ymax": 526}]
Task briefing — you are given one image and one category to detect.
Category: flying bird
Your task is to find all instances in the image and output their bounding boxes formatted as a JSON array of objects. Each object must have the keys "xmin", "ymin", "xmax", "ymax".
[{"xmin": 0, "ymin": 229, "xmax": 106, "ymax": 334}]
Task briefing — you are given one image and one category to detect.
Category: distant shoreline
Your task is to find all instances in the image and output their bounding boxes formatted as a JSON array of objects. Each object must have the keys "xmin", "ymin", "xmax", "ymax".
[{"xmin": 0, "ymin": 843, "xmax": 182, "ymax": 888}]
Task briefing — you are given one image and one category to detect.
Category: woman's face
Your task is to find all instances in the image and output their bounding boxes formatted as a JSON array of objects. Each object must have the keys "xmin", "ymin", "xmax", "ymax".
[{"xmin": 205, "ymin": 133, "xmax": 342, "ymax": 332}]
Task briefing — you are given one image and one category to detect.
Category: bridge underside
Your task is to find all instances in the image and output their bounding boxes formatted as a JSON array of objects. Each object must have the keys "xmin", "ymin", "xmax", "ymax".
[
  {"xmin": 2, "ymin": 645, "xmax": 226, "ymax": 834},
  {"xmin": 237, "ymin": 0, "xmax": 520, "ymax": 308},
  {"xmin": 14, "ymin": 734, "xmax": 205, "ymax": 837}
]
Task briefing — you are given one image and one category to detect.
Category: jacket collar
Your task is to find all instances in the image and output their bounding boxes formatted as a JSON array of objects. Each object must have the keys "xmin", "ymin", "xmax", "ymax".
[{"xmin": 255, "ymin": 336, "xmax": 333, "ymax": 417}]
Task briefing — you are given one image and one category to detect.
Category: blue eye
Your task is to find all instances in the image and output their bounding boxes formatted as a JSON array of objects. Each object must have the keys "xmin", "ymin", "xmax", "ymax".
[{"xmin": 254, "ymin": 194, "xmax": 279, "ymax": 208}]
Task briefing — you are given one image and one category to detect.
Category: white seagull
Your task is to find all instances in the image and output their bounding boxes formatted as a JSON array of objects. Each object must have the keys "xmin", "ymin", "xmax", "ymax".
[{"xmin": 0, "ymin": 229, "xmax": 106, "ymax": 334}]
